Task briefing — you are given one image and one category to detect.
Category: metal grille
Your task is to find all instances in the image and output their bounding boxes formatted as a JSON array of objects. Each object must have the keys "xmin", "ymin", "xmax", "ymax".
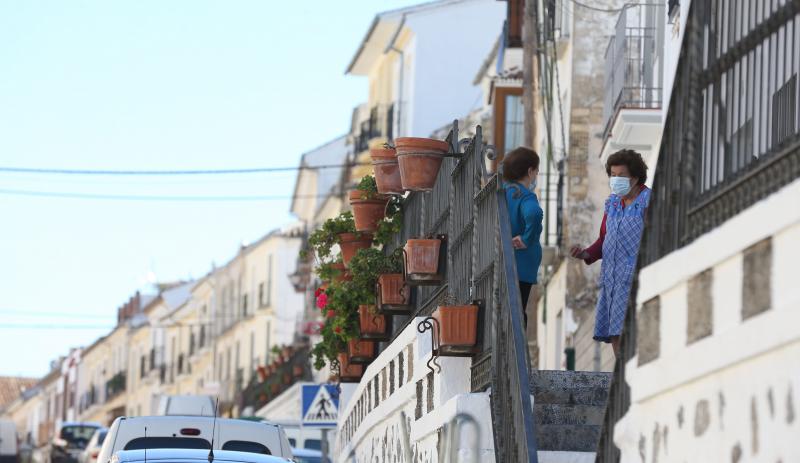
[
  {"xmin": 602, "ymin": 4, "xmax": 664, "ymax": 140},
  {"xmin": 374, "ymin": 122, "xmax": 537, "ymax": 461}
]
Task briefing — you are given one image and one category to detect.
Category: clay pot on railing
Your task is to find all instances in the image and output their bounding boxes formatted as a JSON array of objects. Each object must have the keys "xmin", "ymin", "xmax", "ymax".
[
  {"xmin": 396, "ymin": 137, "xmax": 450, "ymax": 191},
  {"xmin": 337, "ymin": 353, "xmax": 363, "ymax": 382},
  {"xmin": 348, "ymin": 339, "xmax": 376, "ymax": 364},
  {"xmin": 370, "ymin": 147, "xmax": 404, "ymax": 194},
  {"xmin": 258, "ymin": 393, "xmax": 267, "ymax": 403},
  {"xmin": 349, "ymin": 191, "xmax": 390, "ymax": 233},
  {"xmin": 404, "ymin": 238, "xmax": 442, "ymax": 275},
  {"xmin": 293, "ymin": 365, "xmax": 303, "ymax": 377},
  {"xmin": 270, "ymin": 383, "xmax": 280, "ymax": 394},
  {"xmin": 283, "ymin": 373, "xmax": 291, "ymax": 385},
  {"xmin": 432, "ymin": 304, "xmax": 479, "ymax": 347},
  {"xmin": 327, "ymin": 262, "xmax": 351, "ymax": 283},
  {"xmin": 339, "ymin": 233, "xmax": 373, "ymax": 266},
  {"xmin": 358, "ymin": 305, "xmax": 388, "ymax": 336},
  {"xmin": 377, "ymin": 273, "xmax": 409, "ymax": 306}
]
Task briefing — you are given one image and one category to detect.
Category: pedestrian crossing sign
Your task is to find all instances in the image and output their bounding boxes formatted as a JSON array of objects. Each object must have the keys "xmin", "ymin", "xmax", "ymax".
[{"xmin": 301, "ymin": 384, "xmax": 339, "ymax": 427}]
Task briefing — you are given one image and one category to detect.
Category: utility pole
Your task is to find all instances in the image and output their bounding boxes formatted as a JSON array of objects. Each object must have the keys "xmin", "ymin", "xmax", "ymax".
[{"xmin": 522, "ymin": 0, "xmax": 539, "ymax": 149}]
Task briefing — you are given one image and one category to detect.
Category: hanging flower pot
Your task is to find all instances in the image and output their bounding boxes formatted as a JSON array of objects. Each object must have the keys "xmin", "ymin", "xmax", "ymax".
[
  {"xmin": 270, "ymin": 383, "xmax": 280, "ymax": 394},
  {"xmin": 258, "ymin": 393, "xmax": 267, "ymax": 403},
  {"xmin": 348, "ymin": 339, "xmax": 376, "ymax": 364},
  {"xmin": 396, "ymin": 137, "xmax": 450, "ymax": 191},
  {"xmin": 339, "ymin": 233, "xmax": 373, "ymax": 266},
  {"xmin": 349, "ymin": 191, "xmax": 390, "ymax": 233},
  {"xmin": 370, "ymin": 147, "xmax": 404, "ymax": 194},
  {"xmin": 293, "ymin": 365, "xmax": 303, "ymax": 377},
  {"xmin": 337, "ymin": 353, "xmax": 363, "ymax": 382},
  {"xmin": 377, "ymin": 273, "xmax": 409, "ymax": 306},
  {"xmin": 283, "ymin": 373, "xmax": 291, "ymax": 385},
  {"xmin": 432, "ymin": 304, "xmax": 479, "ymax": 347},
  {"xmin": 358, "ymin": 304, "xmax": 389, "ymax": 340},
  {"xmin": 257, "ymin": 366, "xmax": 267, "ymax": 382},
  {"xmin": 404, "ymin": 238, "xmax": 442, "ymax": 275},
  {"xmin": 326, "ymin": 262, "xmax": 351, "ymax": 283}
]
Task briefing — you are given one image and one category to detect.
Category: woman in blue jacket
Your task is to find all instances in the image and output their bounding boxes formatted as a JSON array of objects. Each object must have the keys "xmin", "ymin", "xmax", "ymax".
[{"xmin": 503, "ymin": 147, "xmax": 544, "ymax": 328}]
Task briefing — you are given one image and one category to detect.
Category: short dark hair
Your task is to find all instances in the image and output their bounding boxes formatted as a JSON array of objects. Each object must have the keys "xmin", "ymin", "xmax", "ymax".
[
  {"xmin": 502, "ymin": 147, "xmax": 540, "ymax": 181},
  {"xmin": 606, "ymin": 149, "xmax": 648, "ymax": 185}
]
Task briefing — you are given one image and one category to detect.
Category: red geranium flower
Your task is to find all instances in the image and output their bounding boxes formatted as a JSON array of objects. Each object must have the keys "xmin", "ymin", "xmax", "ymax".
[
  {"xmin": 326, "ymin": 309, "xmax": 335, "ymax": 319},
  {"xmin": 316, "ymin": 292, "xmax": 328, "ymax": 309},
  {"xmin": 334, "ymin": 326, "xmax": 342, "ymax": 334}
]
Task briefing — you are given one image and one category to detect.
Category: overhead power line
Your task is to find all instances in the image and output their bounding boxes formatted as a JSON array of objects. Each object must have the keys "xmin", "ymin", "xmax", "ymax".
[
  {"xmin": 0, "ymin": 162, "xmax": 369, "ymax": 176},
  {"xmin": 0, "ymin": 188, "xmax": 330, "ymax": 202},
  {"xmin": 569, "ymin": 0, "xmax": 625, "ymax": 13}
]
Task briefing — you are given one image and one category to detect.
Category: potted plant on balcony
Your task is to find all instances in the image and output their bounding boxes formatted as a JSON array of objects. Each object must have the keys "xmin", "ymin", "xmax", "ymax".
[
  {"xmin": 404, "ymin": 235, "xmax": 444, "ymax": 283},
  {"xmin": 306, "ymin": 212, "xmax": 372, "ymax": 267},
  {"xmin": 349, "ymin": 175, "xmax": 390, "ymax": 232},
  {"xmin": 396, "ymin": 137, "xmax": 450, "ymax": 191},
  {"xmin": 432, "ymin": 298, "xmax": 479, "ymax": 348},
  {"xmin": 370, "ymin": 145, "xmax": 404, "ymax": 194}
]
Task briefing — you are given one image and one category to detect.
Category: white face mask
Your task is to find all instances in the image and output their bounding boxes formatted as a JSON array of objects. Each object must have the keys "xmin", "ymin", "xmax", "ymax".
[{"xmin": 609, "ymin": 176, "xmax": 632, "ymax": 196}]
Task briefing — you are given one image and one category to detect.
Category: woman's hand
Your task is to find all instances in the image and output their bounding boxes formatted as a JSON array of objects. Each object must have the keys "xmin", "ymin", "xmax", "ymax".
[
  {"xmin": 570, "ymin": 245, "xmax": 589, "ymax": 260},
  {"xmin": 512, "ymin": 235, "xmax": 527, "ymax": 249}
]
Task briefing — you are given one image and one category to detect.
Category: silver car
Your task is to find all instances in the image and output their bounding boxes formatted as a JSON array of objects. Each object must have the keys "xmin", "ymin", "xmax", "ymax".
[{"xmin": 79, "ymin": 428, "xmax": 107, "ymax": 463}]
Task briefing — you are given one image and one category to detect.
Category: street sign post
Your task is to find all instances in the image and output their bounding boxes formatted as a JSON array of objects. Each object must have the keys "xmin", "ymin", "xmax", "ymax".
[{"xmin": 301, "ymin": 384, "xmax": 339, "ymax": 463}]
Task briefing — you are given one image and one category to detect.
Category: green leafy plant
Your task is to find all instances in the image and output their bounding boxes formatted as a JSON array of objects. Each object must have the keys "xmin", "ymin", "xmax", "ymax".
[
  {"xmin": 316, "ymin": 257, "xmax": 345, "ymax": 282},
  {"xmin": 373, "ymin": 196, "xmax": 403, "ymax": 246},
  {"xmin": 306, "ymin": 212, "xmax": 357, "ymax": 261},
  {"xmin": 348, "ymin": 247, "xmax": 403, "ymax": 290},
  {"xmin": 353, "ymin": 174, "xmax": 380, "ymax": 200}
]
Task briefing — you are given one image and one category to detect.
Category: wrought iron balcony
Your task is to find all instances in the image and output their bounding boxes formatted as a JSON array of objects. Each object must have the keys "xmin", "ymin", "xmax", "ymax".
[
  {"xmin": 602, "ymin": 4, "xmax": 663, "ymax": 142},
  {"xmin": 352, "ymin": 104, "xmax": 395, "ymax": 153}
]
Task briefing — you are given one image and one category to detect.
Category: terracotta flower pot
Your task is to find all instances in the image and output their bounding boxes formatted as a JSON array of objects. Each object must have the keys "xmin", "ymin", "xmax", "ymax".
[
  {"xmin": 396, "ymin": 137, "xmax": 450, "ymax": 191},
  {"xmin": 339, "ymin": 233, "xmax": 373, "ymax": 266},
  {"xmin": 349, "ymin": 190, "xmax": 390, "ymax": 232},
  {"xmin": 432, "ymin": 304, "xmax": 479, "ymax": 347},
  {"xmin": 337, "ymin": 353, "xmax": 363, "ymax": 380},
  {"xmin": 283, "ymin": 373, "xmax": 291, "ymax": 385},
  {"xmin": 270, "ymin": 383, "xmax": 280, "ymax": 394},
  {"xmin": 348, "ymin": 339, "xmax": 376, "ymax": 362},
  {"xmin": 377, "ymin": 273, "xmax": 409, "ymax": 305},
  {"xmin": 404, "ymin": 239, "xmax": 441, "ymax": 274},
  {"xmin": 258, "ymin": 393, "xmax": 267, "ymax": 402},
  {"xmin": 370, "ymin": 147, "xmax": 404, "ymax": 194},
  {"xmin": 328, "ymin": 262, "xmax": 351, "ymax": 283},
  {"xmin": 358, "ymin": 304, "xmax": 388, "ymax": 335},
  {"xmin": 293, "ymin": 365, "xmax": 303, "ymax": 377}
]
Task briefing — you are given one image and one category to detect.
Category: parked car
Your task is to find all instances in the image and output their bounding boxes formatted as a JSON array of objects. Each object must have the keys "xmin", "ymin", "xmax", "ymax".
[
  {"xmin": 49, "ymin": 423, "xmax": 102, "ymax": 463},
  {"xmin": 78, "ymin": 428, "xmax": 107, "ymax": 463},
  {"xmin": 288, "ymin": 448, "xmax": 322, "ymax": 463},
  {"xmin": 109, "ymin": 449, "xmax": 290, "ymax": 463},
  {"xmin": 96, "ymin": 416, "xmax": 292, "ymax": 463},
  {"xmin": 0, "ymin": 419, "xmax": 18, "ymax": 463},
  {"xmin": 155, "ymin": 395, "xmax": 214, "ymax": 416}
]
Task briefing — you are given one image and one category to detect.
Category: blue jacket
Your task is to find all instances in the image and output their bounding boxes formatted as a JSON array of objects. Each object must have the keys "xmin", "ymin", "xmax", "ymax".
[{"xmin": 505, "ymin": 182, "xmax": 543, "ymax": 284}]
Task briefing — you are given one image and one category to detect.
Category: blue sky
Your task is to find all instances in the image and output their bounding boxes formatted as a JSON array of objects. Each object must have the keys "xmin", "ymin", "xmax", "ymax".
[{"xmin": 0, "ymin": 0, "xmax": 421, "ymax": 377}]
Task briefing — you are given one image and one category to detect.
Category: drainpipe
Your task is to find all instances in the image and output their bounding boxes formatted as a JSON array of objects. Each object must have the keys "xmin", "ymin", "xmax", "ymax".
[{"xmin": 384, "ymin": 15, "xmax": 407, "ymax": 137}]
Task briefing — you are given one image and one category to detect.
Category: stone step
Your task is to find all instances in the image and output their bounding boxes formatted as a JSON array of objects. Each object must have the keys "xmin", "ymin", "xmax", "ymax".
[
  {"xmin": 531, "ymin": 370, "xmax": 612, "ymax": 392},
  {"xmin": 535, "ymin": 424, "xmax": 601, "ymax": 452},
  {"xmin": 533, "ymin": 385, "xmax": 610, "ymax": 406},
  {"xmin": 534, "ymin": 403, "xmax": 606, "ymax": 426}
]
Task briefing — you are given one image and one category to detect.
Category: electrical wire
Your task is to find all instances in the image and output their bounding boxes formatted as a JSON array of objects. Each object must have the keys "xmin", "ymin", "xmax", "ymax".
[
  {"xmin": 0, "ymin": 188, "xmax": 330, "ymax": 202},
  {"xmin": 0, "ymin": 162, "xmax": 369, "ymax": 176}
]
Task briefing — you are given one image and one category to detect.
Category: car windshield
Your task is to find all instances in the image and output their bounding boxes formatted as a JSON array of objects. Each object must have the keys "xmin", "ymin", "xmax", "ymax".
[
  {"xmin": 60, "ymin": 426, "xmax": 98, "ymax": 447},
  {"xmin": 123, "ymin": 437, "xmax": 211, "ymax": 451}
]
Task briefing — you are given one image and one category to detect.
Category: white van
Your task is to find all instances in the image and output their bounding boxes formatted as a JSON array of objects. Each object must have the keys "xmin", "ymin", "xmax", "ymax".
[
  {"xmin": 155, "ymin": 395, "xmax": 214, "ymax": 416},
  {"xmin": 96, "ymin": 416, "xmax": 291, "ymax": 463},
  {"xmin": 0, "ymin": 419, "xmax": 18, "ymax": 463}
]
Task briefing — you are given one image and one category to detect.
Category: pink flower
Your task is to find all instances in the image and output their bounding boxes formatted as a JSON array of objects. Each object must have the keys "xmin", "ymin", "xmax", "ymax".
[{"xmin": 316, "ymin": 292, "xmax": 328, "ymax": 309}]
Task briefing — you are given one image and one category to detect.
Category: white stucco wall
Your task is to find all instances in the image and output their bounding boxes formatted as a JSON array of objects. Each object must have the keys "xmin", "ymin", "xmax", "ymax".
[
  {"xmin": 616, "ymin": 179, "xmax": 800, "ymax": 462},
  {"xmin": 335, "ymin": 317, "xmax": 494, "ymax": 462},
  {"xmin": 405, "ymin": 0, "xmax": 505, "ymax": 138}
]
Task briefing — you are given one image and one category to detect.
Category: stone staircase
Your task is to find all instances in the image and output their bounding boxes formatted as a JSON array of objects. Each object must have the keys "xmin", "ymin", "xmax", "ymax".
[{"xmin": 531, "ymin": 370, "xmax": 612, "ymax": 461}]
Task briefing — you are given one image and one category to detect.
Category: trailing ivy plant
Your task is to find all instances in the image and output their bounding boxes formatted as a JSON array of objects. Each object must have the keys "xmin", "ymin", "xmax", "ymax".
[
  {"xmin": 373, "ymin": 196, "xmax": 403, "ymax": 246},
  {"xmin": 304, "ymin": 211, "xmax": 357, "ymax": 261}
]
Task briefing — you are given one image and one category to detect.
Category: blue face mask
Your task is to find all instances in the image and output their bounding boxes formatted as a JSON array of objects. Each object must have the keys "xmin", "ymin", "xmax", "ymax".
[{"xmin": 609, "ymin": 176, "xmax": 632, "ymax": 196}]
